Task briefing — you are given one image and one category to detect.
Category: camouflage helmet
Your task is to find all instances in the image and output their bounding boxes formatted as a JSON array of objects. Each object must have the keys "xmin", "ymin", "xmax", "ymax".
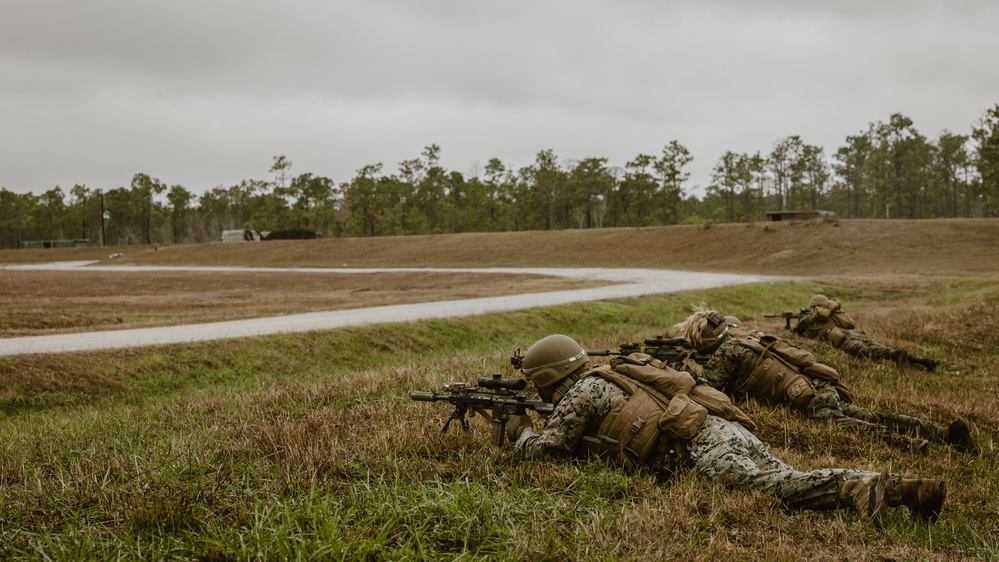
[
  {"xmin": 724, "ymin": 315, "xmax": 743, "ymax": 328},
  {"xmin": 672, "ymin": 308, "xmax": 730, "ymax": 353},
  {"xmin": 520, "ymin": 334, "xmax": 589, "ymax": 402},
  {"xmin": 699, "ymin": 311, "xmax": 730, "ymax": 352},
  {"xmin": 808, "ymin": 294, "xmax": 829, "ymax": 308}
]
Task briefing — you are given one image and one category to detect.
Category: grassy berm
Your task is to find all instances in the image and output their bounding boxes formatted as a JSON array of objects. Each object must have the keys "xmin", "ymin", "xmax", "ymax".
[{"xmin": 1, "ymin": 218, "xmax": 998, "ymax": 560}]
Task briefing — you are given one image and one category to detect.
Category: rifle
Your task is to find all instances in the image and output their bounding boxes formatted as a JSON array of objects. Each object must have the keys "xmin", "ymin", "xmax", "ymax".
[
  {"xmin": 764, "ymin": 308, "xmax": 809, "ymax": 330},
  {"xmin": 587, "ymin": 336, "xmax": 712, "ymax": 369},
  {"xmin": 410, "ymin": 374, "xmax": 554, "ymax": 447}
]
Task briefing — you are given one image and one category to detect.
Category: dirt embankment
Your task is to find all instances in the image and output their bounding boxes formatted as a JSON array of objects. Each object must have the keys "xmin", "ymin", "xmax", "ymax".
[{"xmin": 3, "ymin": 218, "xmax": 998, "ymax": 277}]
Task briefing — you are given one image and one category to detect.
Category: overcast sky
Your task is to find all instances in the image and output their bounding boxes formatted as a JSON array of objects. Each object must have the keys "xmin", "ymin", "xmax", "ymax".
[{"xmin": 3, "ymin": 1, "xmax": 997, "ymax": 198}]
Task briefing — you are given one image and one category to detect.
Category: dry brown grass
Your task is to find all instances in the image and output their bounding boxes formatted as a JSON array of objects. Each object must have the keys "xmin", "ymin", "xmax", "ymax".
[
  {"xmin": 0, "ymin": 269, "xmax": 603, "ymax": 337},
  {"xmin": 4, "ymin": 217, "xmax": 993, "ymax": 276}
]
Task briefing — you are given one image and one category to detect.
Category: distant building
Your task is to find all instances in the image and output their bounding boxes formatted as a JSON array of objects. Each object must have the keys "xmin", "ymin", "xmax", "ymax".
[
  {"xmin": 263, "ymin": 229, "xmax": 317, "ymax": 240},
  {"xmin": 221, "ymin": 229, "xmax": 317, "ymax": 242},
  {"xmin": 765, "ymin": 210, "xmax": 836, "ymax": 222},
  {"xmin": 222, "ymin": 230, "xmax": 269, "ymax": 243}
]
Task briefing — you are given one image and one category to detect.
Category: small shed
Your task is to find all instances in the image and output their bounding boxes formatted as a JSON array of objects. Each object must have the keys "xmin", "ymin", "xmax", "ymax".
[
  {"xmin": 221, "ymin": 230, "xmax": 269, "ymax": 242},
  {"xmin": 221, "ymin": 229, "xmax": 316, "ymax": 242}
]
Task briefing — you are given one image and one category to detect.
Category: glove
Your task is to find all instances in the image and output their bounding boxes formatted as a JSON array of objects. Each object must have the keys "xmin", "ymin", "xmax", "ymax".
[{"xmin": 506, "ymin": 414, "xmax": 534, "ymax": 443}]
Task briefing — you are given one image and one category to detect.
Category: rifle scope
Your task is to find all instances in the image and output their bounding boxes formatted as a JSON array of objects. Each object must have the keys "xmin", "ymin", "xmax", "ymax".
[
  {"xmin": 478, "ymin": 374, "xmax": 527, "ymax": 391},
  {"xmin": 644, "ymin": 336, "xmax": 690, "ymax": 347}
]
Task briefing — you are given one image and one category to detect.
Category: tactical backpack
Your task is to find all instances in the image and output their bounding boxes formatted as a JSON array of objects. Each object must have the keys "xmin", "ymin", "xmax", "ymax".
[
  {"xmin": 578, "ymin": 354, "xmax": 755, "ymax": 471},
  {"xmin": 817, "ymin": 299, "xmax": 856, "ymax": 330},
  {"xmin": 800, "ymin": 299, "xmax": 858, "ymax": 345},
  {"xmin": 735, "ymin": 335, "xmax": 854, "ymax": 405}
]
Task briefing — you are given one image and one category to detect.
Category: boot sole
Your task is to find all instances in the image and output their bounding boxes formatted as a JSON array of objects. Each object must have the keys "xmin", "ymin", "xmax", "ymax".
[
  {"xmin": 867, "ymin": 473, "xmax": 891, "ymax": 527},
  {"xmin": 911, "ymin": 480, "xmax": 947, "ymax": 522}
]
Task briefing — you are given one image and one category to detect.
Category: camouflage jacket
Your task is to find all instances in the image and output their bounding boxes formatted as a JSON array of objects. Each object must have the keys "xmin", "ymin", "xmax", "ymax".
[
  {"xmin": 515, "ymin": 375, "xmax": 626, "ymax": 460},
  {"xmin": 697, "ymin": 339, "xmax": 760, "ymax": 396}
]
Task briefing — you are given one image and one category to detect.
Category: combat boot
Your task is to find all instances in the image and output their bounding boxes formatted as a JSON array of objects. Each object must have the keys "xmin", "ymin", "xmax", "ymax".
[
  {"xmin": 945, "ymin": 418, "xmax": 974, "ymax": 452},
  {"xmin": 882, "ymin": 432, "xmax": 929, "ymax": 455},
  {"xmin": 840, "ymin": 473, "xmax": 890, "ymax": 525},
  {"xmin": 900, "ymin": 479, "xmax": 946, "ymax": 522}
]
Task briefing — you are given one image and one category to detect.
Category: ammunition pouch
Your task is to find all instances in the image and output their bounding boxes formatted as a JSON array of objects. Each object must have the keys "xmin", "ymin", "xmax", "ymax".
[{"xmin": 657, "ymin": 393, "xmax": 707, "ymax": 441}]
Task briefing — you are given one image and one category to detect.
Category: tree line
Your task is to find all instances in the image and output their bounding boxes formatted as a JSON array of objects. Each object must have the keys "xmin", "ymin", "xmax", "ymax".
[{"xmin": 3, "ymin": 106, "xmax": 998, "ymax": 249}]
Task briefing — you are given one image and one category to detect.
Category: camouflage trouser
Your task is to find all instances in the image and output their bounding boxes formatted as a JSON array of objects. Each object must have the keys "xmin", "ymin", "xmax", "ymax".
[
  {"xmin": 838, "ymin": 329, "xmax": 896, "ymax": 360},
  {"xmin": 685, "ymin": 415, "xmax": 902, "ymax": 510},
  {"xmin": 806, "ymin": 381, "xmax": 947, "ymax": 444},
  {"xmin": 838, "ymin": 329, "xmax": 936, "ymax": 370}
]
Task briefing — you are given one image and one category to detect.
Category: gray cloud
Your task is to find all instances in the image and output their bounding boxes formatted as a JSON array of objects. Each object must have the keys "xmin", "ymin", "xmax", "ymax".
[{"xmin": 2, "ymin": 0, "xmax": 997, "ymax": 196}]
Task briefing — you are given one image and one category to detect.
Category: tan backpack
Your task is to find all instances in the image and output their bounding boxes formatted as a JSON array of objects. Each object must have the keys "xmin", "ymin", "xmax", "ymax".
[
  {"xmin": 577, "ymin": 354, "xmax": 758, "ymax": 471},
  {"xmin": 816, "ymin": 299, "xmax": 856, "ymax": 330},
  {"xmin": 736, "ymin": 335, "xmax": 854, "ymax": 403}
]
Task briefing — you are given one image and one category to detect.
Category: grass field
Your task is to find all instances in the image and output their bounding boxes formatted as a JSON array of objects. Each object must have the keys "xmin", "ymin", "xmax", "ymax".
[{"xmin": 1, "ymin": 218, "xmax": 998, "ymax": 560}]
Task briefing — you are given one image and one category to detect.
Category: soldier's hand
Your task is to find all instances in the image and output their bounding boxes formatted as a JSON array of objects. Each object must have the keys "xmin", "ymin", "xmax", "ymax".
[{"xmin": 506, "ymin": 414, "xmax": 534, "ymax": 442}]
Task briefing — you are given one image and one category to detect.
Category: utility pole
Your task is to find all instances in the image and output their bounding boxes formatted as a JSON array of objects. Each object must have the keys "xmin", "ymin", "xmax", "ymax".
[{"xmin": 100, "ymin": 190, "xmax": 106, "ymax": 246}]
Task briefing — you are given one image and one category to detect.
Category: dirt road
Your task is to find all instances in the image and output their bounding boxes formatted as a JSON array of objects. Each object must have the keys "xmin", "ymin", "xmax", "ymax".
[{"xmin": 0, "ymin": 262, "xmax": 778, "ymax": 355}]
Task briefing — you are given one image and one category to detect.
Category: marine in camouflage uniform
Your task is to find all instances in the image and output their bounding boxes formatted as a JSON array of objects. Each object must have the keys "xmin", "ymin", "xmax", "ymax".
[
  {"xmin": 516, "ymin": 375, "xmax": 900, "ymax": 511},
  {"xmin": 510, "ymin": 334, "xmax": 948, "ymax": 524},
  {"xmin": 673, "ymin": 308, "xmax": 973, "ymax": 453},
  {"xmin": 792, "ymin": 295, "xmax": 937, "ymax": 371}
]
